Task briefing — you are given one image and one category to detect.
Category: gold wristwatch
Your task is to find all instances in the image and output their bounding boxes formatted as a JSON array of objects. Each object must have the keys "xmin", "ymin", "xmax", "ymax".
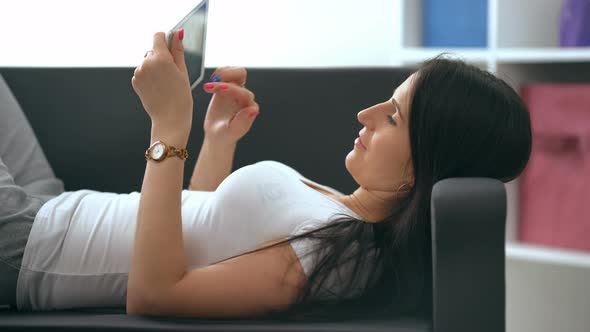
[{"xmin": 145, "ymin": 141, "xmax": 188, "ymax": 162}]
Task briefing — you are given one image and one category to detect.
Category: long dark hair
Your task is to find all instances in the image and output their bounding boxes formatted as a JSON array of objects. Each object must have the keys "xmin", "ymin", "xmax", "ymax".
[{"xmin": 249, "ymin": 54, "xmax": 532, "ymax": 321}]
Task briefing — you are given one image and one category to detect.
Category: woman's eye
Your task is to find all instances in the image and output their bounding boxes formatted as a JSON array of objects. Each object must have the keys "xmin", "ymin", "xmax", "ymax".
[{"xmin": 388, "ymin": 115, "xmax": 397, "ymax": 125}]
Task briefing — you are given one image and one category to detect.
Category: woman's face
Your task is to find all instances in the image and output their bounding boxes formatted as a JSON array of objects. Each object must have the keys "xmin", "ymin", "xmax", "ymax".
[{"xmin": 345, "ymin": 73, "xmax": 415, "ymax": 191}]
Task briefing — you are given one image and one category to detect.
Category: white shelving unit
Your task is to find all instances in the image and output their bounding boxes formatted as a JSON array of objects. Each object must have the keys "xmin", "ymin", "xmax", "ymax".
[
  {"xmin": 392, "ymin": 1, "xmax": 590, "ymax": 331},
  {"xmin": 393, "ymin": 0, "xmax": 590, "ymax": 243},
  {"xmin": 497, "ymin": 48, "xmax": 590, "ymax": 64}
]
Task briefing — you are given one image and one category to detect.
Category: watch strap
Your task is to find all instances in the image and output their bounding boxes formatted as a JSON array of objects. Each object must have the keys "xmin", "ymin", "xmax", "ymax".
[
  {"xmin": 145, "ymin": 141, "xmax": 188, "ymax": 162},
  {"xmin": 167, "ymin": 145, "xmax": 189, "ymax": 160}
]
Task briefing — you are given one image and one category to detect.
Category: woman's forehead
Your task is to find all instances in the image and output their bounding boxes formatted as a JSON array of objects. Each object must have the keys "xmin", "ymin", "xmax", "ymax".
[
  {"xmin": 393, "ymin": 74, "xmax": 415, "ymax": 116},
  {"xmin": 399, "ymin": 73, "xmax": 416, "ymax": 93},
  {"xmin": 393, "ymin": 74, "xmax": 415, "ymax": 98}
]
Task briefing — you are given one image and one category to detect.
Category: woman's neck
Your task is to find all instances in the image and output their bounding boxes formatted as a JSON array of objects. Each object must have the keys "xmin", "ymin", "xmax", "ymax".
[{"xmin": 336, "ymin": 187, "xmax": 403, "ymax": 223}]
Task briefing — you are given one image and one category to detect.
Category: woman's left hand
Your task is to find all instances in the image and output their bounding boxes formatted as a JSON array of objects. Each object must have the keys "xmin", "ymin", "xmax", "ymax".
[
  {"xmin": 131, "ymin": 30, "xmax": 193, "ymax": 139},
  {"xmin": 202, "ymin": 67, "xmax": 260, "ymax": 146}
]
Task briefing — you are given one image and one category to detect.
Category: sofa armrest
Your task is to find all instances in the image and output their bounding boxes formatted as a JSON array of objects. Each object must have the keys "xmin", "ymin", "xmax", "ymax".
[{"xmin": 431, "ymin": 178, "xmax": 506, "ymax": 332}]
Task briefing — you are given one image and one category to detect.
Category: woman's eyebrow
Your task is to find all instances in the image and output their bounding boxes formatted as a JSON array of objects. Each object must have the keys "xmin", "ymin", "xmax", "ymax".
[{"xmin": 391, "ymin": 97, "xmax": 404, "ymax": 121}]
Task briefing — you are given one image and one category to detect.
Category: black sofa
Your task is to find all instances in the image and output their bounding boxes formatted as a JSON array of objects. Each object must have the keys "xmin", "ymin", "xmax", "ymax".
[{"xmin": 0, "ymin": 67, "xmax": 507, "ymax": 332}]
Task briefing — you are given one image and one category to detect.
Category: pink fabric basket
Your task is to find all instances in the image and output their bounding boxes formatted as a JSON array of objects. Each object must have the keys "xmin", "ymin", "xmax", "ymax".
[{"xmin": 518, "ymin": 84, "xmax": 590, "ymax": 252}]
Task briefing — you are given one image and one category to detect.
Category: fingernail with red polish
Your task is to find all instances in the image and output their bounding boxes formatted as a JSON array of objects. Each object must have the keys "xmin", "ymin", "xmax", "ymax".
[
  {"xmin": 220, "ymin": 84, "xmax": 228, "ymax": 90},
  {"xmin": 178, "ymin": 28, "xmax": 184, "ymax": 41},
  {"xmin": 204, "ymin": 83, "xmax": 214, "ymax": 89},
  {"xmin": 249, "ymin": 111, "xmax": 260, "ymax": 118}
]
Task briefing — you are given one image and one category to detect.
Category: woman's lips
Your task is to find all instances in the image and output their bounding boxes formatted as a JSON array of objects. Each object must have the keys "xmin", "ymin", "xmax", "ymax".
[{"xmin": 355, "ymin": 137, "xmax": 367, "ymax": 149}]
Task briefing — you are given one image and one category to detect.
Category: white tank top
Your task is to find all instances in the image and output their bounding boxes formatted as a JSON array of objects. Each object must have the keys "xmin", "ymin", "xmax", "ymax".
[{"xmin": 16, "ymin": 160, "xmax": 366, "ymax": 311}]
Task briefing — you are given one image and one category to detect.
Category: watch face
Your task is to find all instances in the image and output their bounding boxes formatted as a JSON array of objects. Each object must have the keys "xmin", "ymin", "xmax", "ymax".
[{"xmin": 151, "ymin": 143, "xmax": 165, "ymax": 160}]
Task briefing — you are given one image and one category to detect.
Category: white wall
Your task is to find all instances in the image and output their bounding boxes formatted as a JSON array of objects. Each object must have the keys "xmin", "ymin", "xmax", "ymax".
[
  {"xmin": 206, "ymin": 0, "xmax": 399, "ymax": 67},
  {"xmin": 506, "ymin": 244, "xmax": 590, "ymax": 332},
  {"xmin": 0, "ymin": 0, "xmax": 399, "ymax": 68},
  {"xmin": 0, "ymin": 0, "xmax": 194, "ymax": 67}
]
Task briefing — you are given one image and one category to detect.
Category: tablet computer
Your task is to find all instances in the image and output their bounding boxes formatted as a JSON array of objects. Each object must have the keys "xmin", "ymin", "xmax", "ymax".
[{"xmin": 165, "ymin": 0, "xmax": 209, "ymax": 89}]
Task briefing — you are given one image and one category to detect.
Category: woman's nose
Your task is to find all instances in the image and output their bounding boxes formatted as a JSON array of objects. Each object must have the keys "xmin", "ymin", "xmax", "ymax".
[
  {"xmin": 357, "ymin": 106, "xmax": 376, "ymax": 128},
  {"xmin": 357, "ymin": 109, "xmax": 368, "ymax": 127}
]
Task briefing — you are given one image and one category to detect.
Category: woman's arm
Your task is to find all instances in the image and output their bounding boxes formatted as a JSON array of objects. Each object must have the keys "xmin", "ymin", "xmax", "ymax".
[
  {"xmin": 127, "ymin": 30, "xmax": 194, "ymax": 306},
  {"xmin": 188, "ymin": 67, "xmax": 259, "ymax": 191},
  {"xmin": 189, "ymin": 138, "xmax": 236, "ymax": 191},
  {"xmin": 126, "ymin": 33, "xmax": 306, "ymax": 316},
  {"xmin": 127, "ymin": 34, "xmax": 261, "ymax": 308}
]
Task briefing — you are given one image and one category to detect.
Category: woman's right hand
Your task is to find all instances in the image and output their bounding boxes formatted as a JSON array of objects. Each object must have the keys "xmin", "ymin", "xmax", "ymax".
[{"xmin": 202, "ymin": 67, "xmax": 260, "ymax": 146}]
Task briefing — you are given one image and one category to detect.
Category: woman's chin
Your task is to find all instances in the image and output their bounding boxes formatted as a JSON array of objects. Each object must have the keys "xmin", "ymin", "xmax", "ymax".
[{"xmin": 344, "ymin": 150, "xmax": 357, "ymax": 170}]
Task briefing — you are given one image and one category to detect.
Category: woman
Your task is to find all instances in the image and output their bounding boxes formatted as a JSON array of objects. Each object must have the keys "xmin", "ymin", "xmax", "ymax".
[{"xmin": 0, "ymin": 29, "xmax": 532, "ymax": 320}]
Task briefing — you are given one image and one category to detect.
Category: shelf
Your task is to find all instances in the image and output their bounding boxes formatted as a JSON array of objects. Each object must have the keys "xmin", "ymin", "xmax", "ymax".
[
  {"xmin": 497, "ymin": 48, "xmax": 590, "ymax": 64},
  {"xmin": 506, "ymin": 243, "xmax": 590, "ymax": 268},
  {"xmin": 398, "ymin": 47, "xmax": 490, "ymax": 65}
]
